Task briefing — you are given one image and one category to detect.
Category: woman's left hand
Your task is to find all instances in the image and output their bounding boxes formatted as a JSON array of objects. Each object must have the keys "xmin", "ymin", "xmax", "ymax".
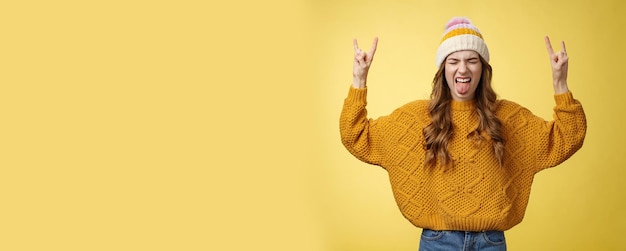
[{"xmin": 545, "ymin": 36, "xmax": 569, "ymax": 94}]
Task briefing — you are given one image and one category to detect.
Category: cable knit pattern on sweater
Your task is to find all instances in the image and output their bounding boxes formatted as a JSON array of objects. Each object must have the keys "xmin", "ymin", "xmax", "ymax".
[{"xmin": 340, "ymin": 86, "xmax": 586, "ymax": 231}]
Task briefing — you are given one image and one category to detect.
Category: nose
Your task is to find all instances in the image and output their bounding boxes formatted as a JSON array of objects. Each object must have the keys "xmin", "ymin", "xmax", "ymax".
[{"xmin": 458, "ymin": 62, "xmax": 468, "ymax": 73}]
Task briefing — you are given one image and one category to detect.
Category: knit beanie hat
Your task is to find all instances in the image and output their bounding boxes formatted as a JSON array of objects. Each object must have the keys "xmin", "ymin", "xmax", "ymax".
[{"xmin": 435, "ymin": 17, "xmax": 489, "ymax": 67}]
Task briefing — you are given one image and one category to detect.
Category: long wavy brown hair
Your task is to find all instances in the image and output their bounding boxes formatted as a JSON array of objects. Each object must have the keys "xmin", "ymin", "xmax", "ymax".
[{"xmin": 423, "ymin": 56, "xmax": 505, "ymax": 167}]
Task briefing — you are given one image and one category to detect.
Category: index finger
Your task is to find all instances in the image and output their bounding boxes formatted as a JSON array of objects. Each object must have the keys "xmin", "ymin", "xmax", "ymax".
[
  {"xmin": 369, "ymin": 37, "xmax": 379, "ymax": 56},
  {"xmin": 544, "ymin": 36, "xmax": 554, "ymax": 55}
]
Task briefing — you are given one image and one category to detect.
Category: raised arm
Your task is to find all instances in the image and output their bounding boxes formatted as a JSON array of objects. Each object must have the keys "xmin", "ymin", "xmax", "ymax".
[
  {"xmin": 521, "ymin": 36, "xmax": 587, "ymax": 170},
  {"xmin": 353, "ymin": 37, "xmax": 378, "ymax": 88}
]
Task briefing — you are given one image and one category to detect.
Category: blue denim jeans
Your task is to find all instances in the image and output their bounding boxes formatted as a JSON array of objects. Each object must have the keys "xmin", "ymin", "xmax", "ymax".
[{"xmin": 419, "ymin": 229, "xmax": 507, "ymax": 251}]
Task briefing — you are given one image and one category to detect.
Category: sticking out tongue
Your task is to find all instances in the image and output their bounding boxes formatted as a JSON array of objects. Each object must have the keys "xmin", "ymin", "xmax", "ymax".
[{"xmin": 456, "ymin": 82, "xmax": 470, "ymax": 94}]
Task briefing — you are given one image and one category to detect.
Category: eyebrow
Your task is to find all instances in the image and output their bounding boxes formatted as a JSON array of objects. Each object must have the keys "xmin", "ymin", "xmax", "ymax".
[{"xmin": 447, "ymin": 57, "xmax": 479, "ymax": 61}]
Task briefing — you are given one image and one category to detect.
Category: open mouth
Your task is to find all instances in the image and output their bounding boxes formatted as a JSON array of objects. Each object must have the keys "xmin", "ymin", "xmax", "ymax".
[{"xmin": 455, "ymin": 77, "xmax": 471, "ymax": 94}]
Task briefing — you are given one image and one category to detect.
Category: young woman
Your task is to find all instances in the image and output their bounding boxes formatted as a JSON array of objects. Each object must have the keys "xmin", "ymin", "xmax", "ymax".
[{"xmin": 340, "ymin": 17, "xmax": 586, "ymax": 250}]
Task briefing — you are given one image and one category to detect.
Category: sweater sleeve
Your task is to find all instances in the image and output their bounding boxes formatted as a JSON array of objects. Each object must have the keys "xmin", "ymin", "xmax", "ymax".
[
  {"xmin": 528, "ymin": 92, "xmax": 587, "ymax": 172},
  {"xmin": 339, "ymin": 86, "xmax": 386, "ymax": 166}
]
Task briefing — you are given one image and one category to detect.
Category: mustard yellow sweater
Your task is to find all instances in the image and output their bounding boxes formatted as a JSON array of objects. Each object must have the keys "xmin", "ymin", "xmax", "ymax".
[{"xmin": 340, "ymin": 86, "xmax": 586, "ymax": 231}]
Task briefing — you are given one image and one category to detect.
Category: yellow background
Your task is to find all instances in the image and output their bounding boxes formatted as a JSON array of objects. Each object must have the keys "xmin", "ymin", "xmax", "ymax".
[{"xmin": 1, "ymin": 0, "xmax": 624, "ymax": 250}]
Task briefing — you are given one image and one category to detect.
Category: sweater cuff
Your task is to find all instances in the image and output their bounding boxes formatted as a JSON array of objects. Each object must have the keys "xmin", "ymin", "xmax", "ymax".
[
  {"xmin": 554, "ymin": 91, "xmax": 576, "ymax": 106},
  {"xmin": 345, "ymin": 85, "xmax": 368, "ymax": 105}
]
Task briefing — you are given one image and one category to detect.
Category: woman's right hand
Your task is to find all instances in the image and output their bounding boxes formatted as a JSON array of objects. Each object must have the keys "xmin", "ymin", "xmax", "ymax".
[{"xmin": 353, "ymin": 37, "xmax": 378, "ymax": 88}]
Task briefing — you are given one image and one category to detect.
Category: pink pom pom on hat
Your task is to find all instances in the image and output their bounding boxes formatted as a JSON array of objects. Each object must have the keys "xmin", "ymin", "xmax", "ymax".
[{"xmin": 435, "ymin": 17, "xmax": 489, "ymax": 67}]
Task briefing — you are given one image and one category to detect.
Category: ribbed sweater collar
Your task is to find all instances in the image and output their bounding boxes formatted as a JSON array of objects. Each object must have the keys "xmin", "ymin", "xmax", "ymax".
[{"xmin": 450, "ymin": 100, "xmax": 476, "ymax": 111}]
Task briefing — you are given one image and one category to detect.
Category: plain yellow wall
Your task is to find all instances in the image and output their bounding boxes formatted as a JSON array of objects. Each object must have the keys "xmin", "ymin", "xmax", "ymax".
[{"xmin": 1, "ymin": 0, "xmax": 624, "ymax": 250}]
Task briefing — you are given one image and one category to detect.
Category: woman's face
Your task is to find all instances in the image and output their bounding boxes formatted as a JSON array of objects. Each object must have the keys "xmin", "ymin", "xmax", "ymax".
[{"xmin": 444, "ymin": 50, "xmax": 482, "ymax": 102}]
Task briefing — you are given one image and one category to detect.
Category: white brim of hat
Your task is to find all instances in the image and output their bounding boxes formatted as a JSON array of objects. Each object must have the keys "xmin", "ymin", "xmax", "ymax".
[{"xmin": 436, "ymin": 34, "xmax": 490, "ymax": 67}]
